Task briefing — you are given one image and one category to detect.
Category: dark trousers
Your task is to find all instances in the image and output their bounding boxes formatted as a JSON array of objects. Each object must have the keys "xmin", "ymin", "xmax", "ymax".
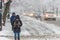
[
  {"xmin": 11, "ymin": 25, "xmax": 13, "ymax": 30},
  {"xmin": 14, "ymin": 32, "xmax": 20, "ymax": 40},
  {"xmin": 11, "ymin": 23, "xmax": 13, "ymax": 30}
]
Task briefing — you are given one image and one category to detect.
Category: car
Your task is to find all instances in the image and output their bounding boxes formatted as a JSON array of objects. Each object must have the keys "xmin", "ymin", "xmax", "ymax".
[{"xmin": 43, "ymin": 12, "xmax": 56, "ymax": 20}]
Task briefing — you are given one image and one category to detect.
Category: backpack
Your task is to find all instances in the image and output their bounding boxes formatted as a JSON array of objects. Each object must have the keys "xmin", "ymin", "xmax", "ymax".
[{"xmin": 14, "ymin": 19, "xmax": 21, "ymax": 27}]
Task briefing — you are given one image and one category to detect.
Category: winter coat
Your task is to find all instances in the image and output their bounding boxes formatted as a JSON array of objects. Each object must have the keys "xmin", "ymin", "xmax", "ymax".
[
  {"xmin": 10, "ymin": 16, "xmax": 16, "ymax": 25},
  {"xmin": 13, "ymin": 18, "xmax": 22, "ymax": 33}
]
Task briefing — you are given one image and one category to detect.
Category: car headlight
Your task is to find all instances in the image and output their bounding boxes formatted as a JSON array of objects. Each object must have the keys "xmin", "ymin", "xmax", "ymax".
[{"xmin": 45, "ymin": 14, "xmax": 48, "ymax": 17}]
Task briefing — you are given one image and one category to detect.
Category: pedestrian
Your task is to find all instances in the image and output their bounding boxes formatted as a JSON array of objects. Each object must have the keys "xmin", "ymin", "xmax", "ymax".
[
  {"xmin": 13, "ymin": 15, "xmax": 22, "ymax": 40},
  {"xmin": 10, "ymin": 12, "xmax": 16, "ymax": 30}
]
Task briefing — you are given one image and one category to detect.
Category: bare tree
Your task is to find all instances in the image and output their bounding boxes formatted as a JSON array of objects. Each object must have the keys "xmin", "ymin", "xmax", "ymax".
[{"xmin": 3, "ymin": 0, "xmax": 12, "ymax": 26}]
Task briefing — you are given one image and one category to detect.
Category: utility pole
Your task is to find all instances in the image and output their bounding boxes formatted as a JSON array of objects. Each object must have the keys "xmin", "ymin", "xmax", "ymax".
[{"xmin": 3, "ymin": 0, "xmax": 12, "ymax": 26}]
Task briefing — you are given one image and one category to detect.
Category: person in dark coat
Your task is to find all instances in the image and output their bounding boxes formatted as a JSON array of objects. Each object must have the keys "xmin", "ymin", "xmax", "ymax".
[
  {"xmin": 10, "ymin": 12, "xmax": 16, "ymax": 30},
  {"xmin": 13, "ymin": 15, "xmax": 22, "ymax": 40}
]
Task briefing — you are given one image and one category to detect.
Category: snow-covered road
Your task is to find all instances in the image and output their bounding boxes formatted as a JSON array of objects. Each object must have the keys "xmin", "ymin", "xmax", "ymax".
[
  {"xmin": 0, "ymin": 16, "xmax": 60, "ymax": 40},
  {"xmin": 21, "ymin": 16, "xmax": 55, "ymax": 36},
  {"xmin": 0, "ymin": 15, "xmax": 60, "ymax": 37},
  {"xmin": 21, "ymin": 16, "xmax": 60, "ymax": 36}
]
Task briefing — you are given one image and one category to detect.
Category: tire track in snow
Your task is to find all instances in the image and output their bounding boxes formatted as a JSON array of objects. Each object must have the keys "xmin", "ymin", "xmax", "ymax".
[{"xmin": 23, "ymin": 20, "xmax": 39, "ymax": 36}]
